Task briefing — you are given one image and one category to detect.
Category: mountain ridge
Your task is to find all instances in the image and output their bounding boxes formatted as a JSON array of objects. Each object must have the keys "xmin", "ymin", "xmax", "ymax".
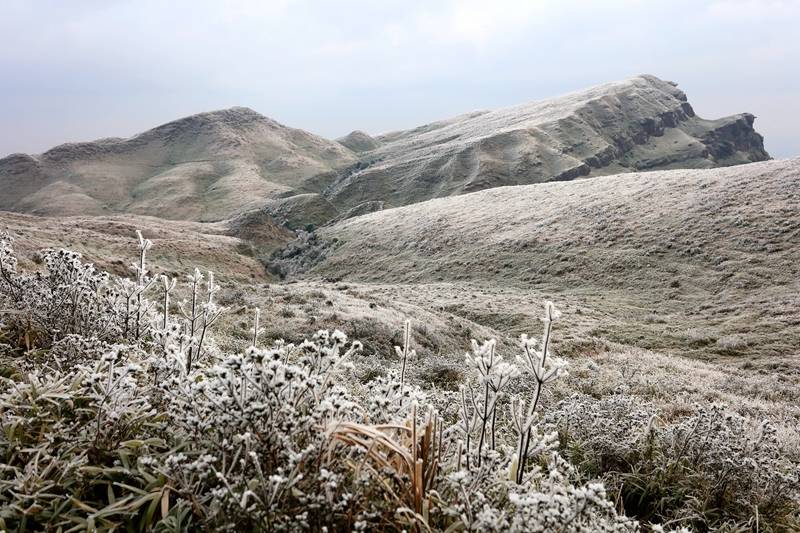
[
  {"xmin": 321, "ymin": 75, "xmax": 769, "ymax": 211},
  {"xmin": 0, "ymin": 75, "xmax": 769, "ymax": 227}
]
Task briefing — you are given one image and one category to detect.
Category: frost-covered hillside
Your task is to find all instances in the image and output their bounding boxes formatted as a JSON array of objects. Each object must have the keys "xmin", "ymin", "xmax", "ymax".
[{"xmin": 280, "ymin": 158, "xmax": 800, "ymax": 361}]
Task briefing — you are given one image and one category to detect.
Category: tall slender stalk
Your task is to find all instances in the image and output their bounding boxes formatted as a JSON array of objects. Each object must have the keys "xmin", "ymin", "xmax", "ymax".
[
  {"xmin": 252, "ymin": 307, "xmax": 261, "ymax": 348},
  {"xmin": 134, "ymin": 231, "xmax": 152, "ymax": 340},
  {"xmin": 186, "ymin": 273, "xmax": 200, "ymax": 372},
  {"xmin": 161, "ymin": 275, "xmax": 175, "ymax": 330},
  {"xmin": 395, "ymin": 320, "xmax": 415, "ymax": 405},
  {"xmin": 477, "ymin": 382, "xmax": 490, "ymax": 465},
  {"xmin": 513, "ymin": 301, "xmax": 562, "ymax": 485},
  {"xmin": 458, "ymin": 386, "xmax": 477, "ymax": 471}
]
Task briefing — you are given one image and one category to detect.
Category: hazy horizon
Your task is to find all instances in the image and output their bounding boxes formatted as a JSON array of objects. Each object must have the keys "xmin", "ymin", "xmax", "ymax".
[{"xmin": 2, "ymin": 0, "xmax": 798, "ymax": 158}]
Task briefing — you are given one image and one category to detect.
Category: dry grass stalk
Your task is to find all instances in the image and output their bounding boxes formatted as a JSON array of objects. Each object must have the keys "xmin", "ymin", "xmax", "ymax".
[{"xmin": 328, "ymin": 403, "xmax": 442, "ymax": 528}]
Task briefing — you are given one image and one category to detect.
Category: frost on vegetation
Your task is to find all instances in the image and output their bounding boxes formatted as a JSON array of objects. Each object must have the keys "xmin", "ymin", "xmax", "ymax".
[
  {"xmin": 0, "ymin": 229, "xmax": 797, "ymax": 531},
  {"xmin": 265, "ymin": 230, "xmax": 335, "ymax": 279},
  {"xmin": 548, "ymin": 395, "xmax": 800, "ymax": 529}
]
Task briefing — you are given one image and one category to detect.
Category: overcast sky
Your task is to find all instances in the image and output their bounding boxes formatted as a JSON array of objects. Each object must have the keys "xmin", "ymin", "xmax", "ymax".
[{"xmin": 1, "ymin": 0, "xmax": 798, "ymax": 157}]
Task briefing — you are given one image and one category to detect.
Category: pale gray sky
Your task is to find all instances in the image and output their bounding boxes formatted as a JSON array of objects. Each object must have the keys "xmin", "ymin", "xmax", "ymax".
[{"xmin": 1, "ymin": 0, "xmax": 798, "ymax": 157}]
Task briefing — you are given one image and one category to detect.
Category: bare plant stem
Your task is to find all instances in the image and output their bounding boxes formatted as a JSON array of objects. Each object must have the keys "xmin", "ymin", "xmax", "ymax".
[
  {"xmin": 477, "ymin": 383, "xmax": 490, "ymax": 466},
  {"xmin": 398, "ymin": 320, "xmax": 413, "ymax": 407},
  {"xmin": 186, "ymin": 276, "xmax": 199, "ymax": 373},
  {"xmin": 490, "ymin": 405, "xmax": 497, "ymax": 450},
  {"xmin": 162, "ymin": 276, "xmax": 172, "ymax": 330},
  {"xmin": 252, "ymin": 307, "xmax": 260, "ymax": 348},
  {"xmin": 0, "ymin": 258, "xmax": 21, "ymax": 300}
]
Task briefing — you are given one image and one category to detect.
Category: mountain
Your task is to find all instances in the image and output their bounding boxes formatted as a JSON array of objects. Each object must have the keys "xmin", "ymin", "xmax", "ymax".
[
  {"xmin": 322, "ymin": 75, "xmax": 769, "ymax": 211},
  {"xmin": 0, "ymin": 76, "xmax": 769, "ymax": 228},
  {"xmin": 336, "ymin": 130, "xmax": 381, "ymax": 152},
  {"xmin": 277, "ymin": 158, "xmax": 800, "ymax": 360},
  {"xmin": 0, "ymin": 107, "xmax": 357, "ymax": 222}
]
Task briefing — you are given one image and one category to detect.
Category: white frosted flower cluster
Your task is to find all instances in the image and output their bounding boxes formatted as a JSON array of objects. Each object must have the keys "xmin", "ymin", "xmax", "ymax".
[
  {"xmin": 438, "ymin": 443, "xmax": 638, "ymax": 532},
  {"xmin": 159, "ymin": 328, "xmax": 366, "ymax": 529},
  {"xmin": 363, "ymin": 369, "xmax": 427, "ymax": 422}
]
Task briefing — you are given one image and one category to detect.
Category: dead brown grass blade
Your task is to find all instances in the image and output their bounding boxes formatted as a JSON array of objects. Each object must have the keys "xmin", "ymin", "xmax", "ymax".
[{"xmin": 327, "ymin": 405, "xmax": 443, "ymax": 530}]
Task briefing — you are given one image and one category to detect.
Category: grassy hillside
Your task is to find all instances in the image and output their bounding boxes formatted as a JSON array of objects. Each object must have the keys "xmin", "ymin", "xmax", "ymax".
[
  {"xmin": 0, "ymin": 107, "xmax": 356, "ymax": 221},
  {"xmin": 0, "ymin": 211, "xmax": 290, "ymax": 281},
  {"xmin": 285, "ymin": 158, "xmax": 800, "ymax": 362}
]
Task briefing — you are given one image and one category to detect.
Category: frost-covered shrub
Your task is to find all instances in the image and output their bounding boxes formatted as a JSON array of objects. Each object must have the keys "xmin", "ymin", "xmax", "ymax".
[
  {"xmin": 160, "ymin": 330, "xmax": 369, "ymax": 530},
  {"xmin": 0, "ymin": 350, "xmax": 166, "ymax": 530},
  {"xmin": 550, "ymin": 395, "xmax": 800, "ymax": 530},
  {"xmin": 363, "ymin": 369, "xmax": 427, "ymax": 422},
  {"xmin": 661, "ymin": 404, "xmax": 799, "ymax": 528},
  {"xmin": 547, "ymin": 394, "xmax": 656, "ymax": 474},
  {"xmin": 0, "ymin": 231, "xmax": 156, "ymax": 351},
  {"xmin": 437, "ymin": 432, "xmax": 637, "ymax": 532},
  {"xmin": 265, "ymin": 230, "xmax": 334, "ymax": 279}
]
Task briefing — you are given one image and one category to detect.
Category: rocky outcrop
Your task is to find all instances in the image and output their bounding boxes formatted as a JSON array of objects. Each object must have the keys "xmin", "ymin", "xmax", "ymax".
[{"xmin": 698, "ymin": 113, "xmax": 769, "ymax": 164}]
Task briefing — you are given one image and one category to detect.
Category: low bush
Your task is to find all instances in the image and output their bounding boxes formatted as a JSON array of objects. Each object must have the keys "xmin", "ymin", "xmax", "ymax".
[{"xmin": 549, "ymin": 396, "xmax": 800, "ymax": 530}]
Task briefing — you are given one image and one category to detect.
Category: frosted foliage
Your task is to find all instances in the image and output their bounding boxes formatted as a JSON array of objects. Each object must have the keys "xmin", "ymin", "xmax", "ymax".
[{"xmin": 0, "ymin": 231, "xmax": 796, "ymax": 531}]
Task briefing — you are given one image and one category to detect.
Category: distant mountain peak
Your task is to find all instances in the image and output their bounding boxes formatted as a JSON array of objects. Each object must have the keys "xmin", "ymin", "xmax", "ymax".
[
  {"xmin": 142, "ymin": 106, "xmax": 282, "ymax": 137},
  {"xmin": 182, "ymin": 106, "xmax": 269, "ymax": 122},
  {"xmin": 337, "ymin": 130, "xmax": 380, "ymax": 152},
  {"xmin": 0, "ymin": 106, "xmax": 356, "ymax": 221}
]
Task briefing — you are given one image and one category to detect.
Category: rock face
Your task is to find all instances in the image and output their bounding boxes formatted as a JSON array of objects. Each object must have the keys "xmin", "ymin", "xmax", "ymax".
[
  {"xmin": 0, "ymin": 107, "xmax": 357, "ymax": 221},
  {"xmin": 321, "ymin": 75, "xmax": 770, "ymax": 210}
]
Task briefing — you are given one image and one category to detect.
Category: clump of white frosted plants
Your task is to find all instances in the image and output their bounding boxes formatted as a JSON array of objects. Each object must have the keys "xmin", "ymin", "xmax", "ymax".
[
  {"xmin": 159, "ymin": 321, "xmax": 368, "ymax": 530},
  {"xmin": 3, "ymin": 230, "xmax": 780, "ymax": 531},
  {"xmin": 547, "ymin": 395, "xmax": 800, "ymax": 529},
  {"xmin": 434, "ymin": 301, "xmax": 637, "ymax": 532}
]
